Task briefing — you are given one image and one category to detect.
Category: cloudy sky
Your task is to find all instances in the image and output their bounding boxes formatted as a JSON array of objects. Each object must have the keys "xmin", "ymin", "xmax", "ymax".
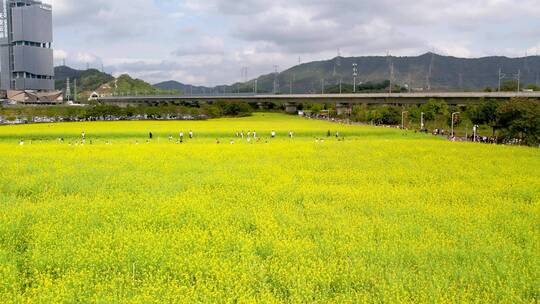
[{"xmin": 48, "ymin": 0, "xmax": 540, "ymax": 86}]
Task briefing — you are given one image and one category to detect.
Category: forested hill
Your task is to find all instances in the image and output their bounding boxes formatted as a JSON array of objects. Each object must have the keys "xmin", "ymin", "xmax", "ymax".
[
  {"xmin": 250, "ymin": 53, "xmax": 540, "ymax": 93},
  {"xmin": 54, "ymin": 66, "xmax": 114, "ymax": 93},
  {"xmin": 54, "ymin": 66, "xmax": 179, "ymax": 100},
  {"xmin": 155, "ymin": 53, "xmax": 540, "ymax": 94}
]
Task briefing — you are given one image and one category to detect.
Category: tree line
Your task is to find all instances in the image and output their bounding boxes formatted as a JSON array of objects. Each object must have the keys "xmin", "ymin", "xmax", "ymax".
[
  {"xmin": 0, "ymin": 101, "xmax": 253, "ymax": 122},
  {"xmin": 303, "ymin": 98, "xmax": 539, "ymax": 147}
]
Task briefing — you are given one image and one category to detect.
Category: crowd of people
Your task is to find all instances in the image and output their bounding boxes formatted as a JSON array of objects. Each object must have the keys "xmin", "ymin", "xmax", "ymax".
[{"xmin": 16, "ymin": 128, "xmax": 353, "ymax": 146}]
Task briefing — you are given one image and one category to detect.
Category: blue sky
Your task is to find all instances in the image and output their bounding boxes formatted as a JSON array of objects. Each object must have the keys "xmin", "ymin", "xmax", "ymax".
[{"xmin": 47, "ymin": 0, "xmax": 540, "ymax": 86}]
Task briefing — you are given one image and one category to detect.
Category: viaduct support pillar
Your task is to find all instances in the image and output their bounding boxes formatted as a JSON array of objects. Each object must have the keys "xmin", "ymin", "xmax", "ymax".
[
  {"xmin": 285, "ymin": 102, "xmax": 297, "ymax": 114},
  {"xmin": 336, "ymin": 103, "xmax": 352, "ymax": 116}
]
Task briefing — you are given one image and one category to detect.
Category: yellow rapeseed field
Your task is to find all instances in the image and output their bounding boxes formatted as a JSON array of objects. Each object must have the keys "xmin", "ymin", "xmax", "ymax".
[{"xmin": 0, "ymin": 113, "xmax": 538, "ymax": 303}]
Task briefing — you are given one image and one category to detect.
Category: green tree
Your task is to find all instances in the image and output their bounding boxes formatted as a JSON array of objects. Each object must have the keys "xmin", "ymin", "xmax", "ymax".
[
  {"xmin": 466, "ymin": 99, "xmax": 501, "ymax": 134},
  {"xmin": 371, "ymin": 106, "xmax": 401, "ymax": 125},
  {"xmin": 526, "ymin": 84, "xmax": 540, "ymax": 91},
  {"xmin": 500, "ymin": 80, "xmax": 519, "ymax": 92},
  {"xmin": 419, "ymin": 99, "xmax": 448, "ymax": 121},
  {"xmin": 496, "ymin": 98, "xmax": 540, "ymax": 146}
]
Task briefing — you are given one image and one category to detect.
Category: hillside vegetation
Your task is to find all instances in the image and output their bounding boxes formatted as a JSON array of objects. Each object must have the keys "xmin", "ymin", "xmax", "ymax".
[
  {"xmin": 155, "ymin": 53, "xmax": 540, "ymax": 94},
  {"xmin": 54, "ymin": 67, "xmax": 179, "ymax": 100}
]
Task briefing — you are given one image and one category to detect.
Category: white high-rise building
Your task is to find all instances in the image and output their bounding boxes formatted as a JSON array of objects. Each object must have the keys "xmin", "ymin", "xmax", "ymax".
[{"xmin": 0, "ymin": 0, "xmax": 54, "ymax": 91}]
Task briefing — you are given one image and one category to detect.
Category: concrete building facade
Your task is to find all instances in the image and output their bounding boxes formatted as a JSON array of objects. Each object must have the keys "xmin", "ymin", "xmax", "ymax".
[{"xmin": 0, "ymin": 0, "xmax": 54, "ymax": 91}]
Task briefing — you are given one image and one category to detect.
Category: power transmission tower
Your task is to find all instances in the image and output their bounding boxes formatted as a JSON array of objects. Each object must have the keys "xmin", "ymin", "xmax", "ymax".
[
  {"xmin": 273, "ymin": 65, "xmax": 280, "ymax": 94},
  {"xmin": 387, "ymin": 52, "xmax": 394, "ymax": 93},
  {"xmin": 333, "ymin": 48, "xmax": 341, "ymax": 77},
  {"xmin": 426, "ymin": 52, "xmax": 435, "ymax": 90},
  {"xmin": 514, "ymin": 69, "xmax": 521, "ymax": 92},
  {"xmin": 73, "ymin": 79, "xmax": 77, "ymax": 102},
  {"xmin": 334, "ymin": 48, "xmax": 342, "ymax": 88},
  {"xmin": 458, "ymin": 62, "xmax": 464, "ymax": 90},
  {"xmin": 524, "ymin": 51, "xmax": 530, "ymax": 73},
  {"xmin": 498, "ymin": 68, "xmax": 506, "ymax": 92},
  {"xmin": 65, "ymin": 78, "xmax": 71, "ymax": 101},
  {"xmin": 352, "ymin": 63, "xmax": 358, "ymax": 93}
]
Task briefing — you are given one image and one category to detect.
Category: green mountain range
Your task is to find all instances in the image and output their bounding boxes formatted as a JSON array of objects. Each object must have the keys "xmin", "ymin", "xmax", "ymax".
[
  {"xmin": 56, "ymin": 53, "xmax": 540, "ymax": 97},
  {"xmin": 155, "ymin": 53, "xmax": 540, "ymax": 94}
]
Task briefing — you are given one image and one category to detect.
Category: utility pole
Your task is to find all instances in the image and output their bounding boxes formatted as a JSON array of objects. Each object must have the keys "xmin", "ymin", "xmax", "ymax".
[
  {"xmin": 73, "ymin": 79, "xmax": 77, "ymax": 102},
  {"xmin": 451, "ymin": 112, "xmax": 460, "ymax": 138},
  {"xmin": 352, "ymin": 63, "xmax": 358, "ymax": 93},
  {"xmin": 321, "ymin": 78, "xmax": 325, "ymax": 94},
  {"xmin": 401, "ymin": 111, "xmax": 408, "ymax": 129},
  {"xmin": 516, "ymin": 69, "xmax": 521, "ymax": 92},
  {"xmin": 420, "ymin": 112, "xmax": 425, "ymax": 130}
]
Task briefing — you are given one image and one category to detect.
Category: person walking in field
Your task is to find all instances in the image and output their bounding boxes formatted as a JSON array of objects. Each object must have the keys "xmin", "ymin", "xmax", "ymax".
[
  {"xmin": 149, "ymin": 132, "xmax": 153, "ymax": 139},
  {"xmin": 271, "ymin": 130, "xmax": 276, "ymax": 138},
  {"xmin": 81, "ymin": 131, "xmax": 86, "ymax": 143},
  {"xmin": 336, "ymin": 131, "xmax": 339, "ymax": 138},
  {"xmin": 179, "ymin": 131, "xmax": 184, "ymax": 143},
  {"xmin": 241, "ymin": 131, "xmax": 245, "ymax": 139},
  {"xmin": 253, "ymin": 131, "xmax": 257, "ymax": 139},
  {"xmin": 289, "ymin": 131, "xmax": 294, "ymax": 138},
  {"xmin": 189, "ymin": 130, "xmax": 193, "ymax": 139}
]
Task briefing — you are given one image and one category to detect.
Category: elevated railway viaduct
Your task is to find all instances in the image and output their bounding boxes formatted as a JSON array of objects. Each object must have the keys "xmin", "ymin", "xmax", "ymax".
[{"xmin": 96, "ymin": 92, "xmax": 540, "ymax": 114}]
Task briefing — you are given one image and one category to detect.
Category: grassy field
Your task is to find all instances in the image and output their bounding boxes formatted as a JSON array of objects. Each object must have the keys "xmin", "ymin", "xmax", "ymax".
[{"xmin": 0, "ymin": 113, "xmax": 538, "ymax": 303}]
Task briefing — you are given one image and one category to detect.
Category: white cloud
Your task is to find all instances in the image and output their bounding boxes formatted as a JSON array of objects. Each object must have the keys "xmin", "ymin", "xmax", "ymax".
[
  {"xmin": 49, "ymin": 0, "xmax": 540, "ymax": 85},
  {"xmin": 173, "ymin": 36, "xmax": 225, "ymax": 56},
  {"xmin": 53, "ymin": 49, "xmax": 68, "ymax": 60}
]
